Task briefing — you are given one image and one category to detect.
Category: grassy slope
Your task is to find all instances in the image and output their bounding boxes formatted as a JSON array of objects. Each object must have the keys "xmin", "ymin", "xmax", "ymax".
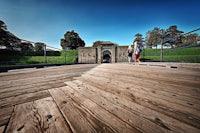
[
  {"xmin": 1, "ymin": 47, "xmax": 200, "ymax": 65},
  {"xmin": 24, "ymin": 50, "xmax": 78, "ymax": 64},
  {"xmin": 0, "ymin": 50, "xmax": 78, "ymax": 65},
  {"xmin": 141, "ymin": 47, "xmax": 200, "ymax": 63}
]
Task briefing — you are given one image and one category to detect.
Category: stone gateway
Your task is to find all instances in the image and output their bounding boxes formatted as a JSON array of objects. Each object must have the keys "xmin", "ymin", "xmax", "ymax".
[{"xmin": 78, "ymin": 41, "xmax": 128, "ymax": 64}]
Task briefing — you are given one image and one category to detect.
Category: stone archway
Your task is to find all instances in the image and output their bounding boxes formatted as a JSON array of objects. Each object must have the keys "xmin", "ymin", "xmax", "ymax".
[{"xmin": 102, "ymin": 50, "xmax": 111, "ymax": 63}]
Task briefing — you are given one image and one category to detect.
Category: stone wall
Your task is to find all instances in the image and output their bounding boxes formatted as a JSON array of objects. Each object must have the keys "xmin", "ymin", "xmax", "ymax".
[
  {"xmin": 78, "ymin": 46, "xmax": 129, "ymax": 64},
  {"xmin": 78, "ymin": 47, "xmax": 96, "ymax": 64},
  {"xmin": 116, "ymin": 46, "xmax": 128, "ymax": 62}
]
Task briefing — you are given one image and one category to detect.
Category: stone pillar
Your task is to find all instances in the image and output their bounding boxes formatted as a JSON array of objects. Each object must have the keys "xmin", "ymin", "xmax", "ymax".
[
  {"xmin": 111, "ymin": 45, "xmax": 116, "ymax": 63},
  {"xmin": 97, "ymin": 45, "xmax": 102, "ymax": 63}
]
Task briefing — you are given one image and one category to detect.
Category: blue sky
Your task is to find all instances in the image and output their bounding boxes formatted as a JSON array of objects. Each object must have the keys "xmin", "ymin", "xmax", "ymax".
[{"xmin": 0, "ymin": 0, "xmax": 200, "ymax": 49}]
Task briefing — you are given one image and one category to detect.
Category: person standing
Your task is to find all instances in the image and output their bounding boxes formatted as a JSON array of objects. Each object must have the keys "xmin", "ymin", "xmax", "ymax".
[
  {"xmin": 127, "ymin": 45, "xmax": 133, "ymax": 63},
  {"xmin": 133, "ymin": 41, "xmax": 141, "ymax": 63}
]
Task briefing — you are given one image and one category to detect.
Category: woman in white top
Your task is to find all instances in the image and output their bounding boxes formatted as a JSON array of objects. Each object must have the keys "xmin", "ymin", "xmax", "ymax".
[{"xmin": 134, "ymin": 41, "xmax": 141, "ymax": 63}]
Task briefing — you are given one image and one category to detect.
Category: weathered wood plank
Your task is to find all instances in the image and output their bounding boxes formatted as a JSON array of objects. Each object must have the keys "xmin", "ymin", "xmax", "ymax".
[
  {"xmin": 0, "ymin": 82, "xmax": 66, "ymax": 100},
  {"xmin": 0, "ymin": 72, "xmax": 79, "ymax": 89},
  {"xmin": 0, "ymin": 76, "xmax": 69, "ymax": 95},
  {"xmin": 49, "ymin": 87, "xmax": 140, "ymax": 133},
  {"xmin": 5, "ymin": 97, "xmax": 72, "ymax": 133},
  {"xmin": 138, "ymin": 62, "xmax": 200, "ymax": 70},
  {"xmin": 0, "ymin": 125, "xmax": 5, "ymax": 133},
  {"xmin": 1, "ymin": 63, "xmax": 199, "ymax": 132},
  {"xmin": 0, "ymin": 72, "xmax": 85, "ymax": 94},
  {"xmin": 86, "ymin": 72, "xmax": 200, "ymax": 107},
  {"xmin": 65, "ymin": 81, "xmax": 169, "ymax": 132},
  {"xmin": 97, "ymin": 64, "xmax": 200, "ymax": 83},
  {"xmin": 93, "ymin": 65, "xmax": 200, "ymax": 88},
  {"xmin": 0, "ymin": 106, "xmax": 14, "ymax": 126},
  {"xmin": 0, "ymin": 90, "xmax": 50, "ymax": 109},
  {"xmin": 0, "ymin": 64, "xmax": 97, "ymax": 81},
  {"xmin": 0, "ymin": 65, "xmax": 98, "ymax": 99},
  {"xmin": 96, "ymin": 70, "xmax": 200, "ymax": 99},
  {"xmin": 100, "ymin": 63, "xmax": 200, "ymax": 75},
  {"xmin": 79, "ymin": 73, "xmax": 200, "ymax": 110},
  {"xmin": 76, "ymin": 73, "xmax": 200, "ymax": 129},
  {"xmin": 66, "ymin": 80, "xmax": 200, "ymax": 133}
]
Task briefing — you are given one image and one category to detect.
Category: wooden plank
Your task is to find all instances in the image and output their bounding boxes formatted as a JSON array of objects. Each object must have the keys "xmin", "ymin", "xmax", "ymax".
[
  {"xmin": 91, "ymin": 70, "xmax": 199, "ymax": 97},
  {"xmin": 0, "ymin": 80, "xmax": 66, "ymax": 99},
  {"xmin": 76, "ymin": 74, "xmax": 200, "ymax": 129},
  {"xmin": 0, "ymin": 125, "xmax": 5, "ymax": 133},
  {"xmin": 87, "ymin": 71, "xmax": 200, "ymax": 105},
  {"xmin": 0, "ymin": 64, "xmax": 97, "ymax": 82},
  {"xmin": 80, "ymin": 73, "xmax": 200, "ymax": 110},
  {"xmin": 0, "ymin": 106, "xmax": 14, "ymax": 126},
  {"xmin": 64, "ymin": 81, "xmax": 168, "ymax": 132},
  {"xmin": 49, "ymin": 87, "xmax": 139, "ymax": 133},
  {"xmin": 0, "ymin": 64, "xmax": 98, "ymax": 99},
  {"xmin": 97, "ymin": 64, "xmax": 200, "ymax": 81},
  {"xmin": 66, "ymin": 80, "xmax": 200, "ymax": 133},
  {"xmin": 5, "ymin": 97, "xmax": 72, "ymax": 133},
  {"xmin": 0, "ymin": 72, "xmax": 83, "ymax": 93},
  {"xmin": 93, "ymin": 65, "xmax": 200, "ymax": 88},
  {"xmin": 0, "ymin": 76, "xmax": 69, "ymax": 95},
  {"xmin": 138, "ymin": 62, "xmax": 200, "ymax": 70},
  {"xmin": 0, "ymin": 90, "xmax": 50, "ymax": 109},
  {"xmin": 0, "ymin": 72, "xmax": 78, "ymax": 89}
]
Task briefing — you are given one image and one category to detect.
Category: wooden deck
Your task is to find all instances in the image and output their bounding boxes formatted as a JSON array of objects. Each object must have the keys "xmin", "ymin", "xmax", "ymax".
[{"xmin": 0, "ymin": 63, "xmax": 200, "ymax": 133}]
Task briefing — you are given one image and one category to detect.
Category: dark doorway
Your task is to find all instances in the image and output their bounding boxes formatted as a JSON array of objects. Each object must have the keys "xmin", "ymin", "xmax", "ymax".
[{"xmin": 102, "ymin": 50, "xmax": 111, "ymax": 63}]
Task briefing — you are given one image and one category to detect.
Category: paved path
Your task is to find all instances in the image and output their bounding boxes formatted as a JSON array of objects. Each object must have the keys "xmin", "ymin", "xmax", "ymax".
[{"xmin": 0, "ymin": 63, "xmax": 200, "ymax": 133}]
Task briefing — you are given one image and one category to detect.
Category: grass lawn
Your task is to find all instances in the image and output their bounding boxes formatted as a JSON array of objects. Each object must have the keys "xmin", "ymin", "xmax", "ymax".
[
  {"xmin": 141, "ymin": 47, "xmax": 200, "ymax": 63},
  {"xmin": 1, "ymin": 47, "xmax": 200, "ymax": 66},
  {"xmin": 0, "ymin": 50, "xmax": 78, "ymax": 66}
]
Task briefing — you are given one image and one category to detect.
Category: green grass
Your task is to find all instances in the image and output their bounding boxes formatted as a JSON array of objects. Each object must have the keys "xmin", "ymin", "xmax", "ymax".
[
  {"xmin": 24, "ymin": 50, "xmax": 78, "ymax": 64},
  {"xmin": 1, "ymin": 47, "xmax": 200, "ymax": 66},
  {"xmin": 141, "ymin": 47, "xmax": 200, "ymax": 62},
  {"xmin": 0, "ymin": 50, "xmax": 78, "ymax": 66}
]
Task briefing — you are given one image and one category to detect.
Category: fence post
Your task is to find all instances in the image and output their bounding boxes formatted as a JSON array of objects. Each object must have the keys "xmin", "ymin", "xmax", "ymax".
[
  {"xmin": 64, "ymin": 48, "xmax": 66, "ymax": 64},
  {"xmin": 44, "ymin": 44, "xmax": 47, "ymax": 64},
  {"xmin": 160, "ymin": 39, "xmax": 163, "ymax": 62}
]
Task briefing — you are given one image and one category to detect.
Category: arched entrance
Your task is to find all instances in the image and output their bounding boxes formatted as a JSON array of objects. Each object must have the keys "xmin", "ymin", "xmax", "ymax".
[{"xmin": 102, "ymin": 50, "xmax": 111, "ymax": 63}]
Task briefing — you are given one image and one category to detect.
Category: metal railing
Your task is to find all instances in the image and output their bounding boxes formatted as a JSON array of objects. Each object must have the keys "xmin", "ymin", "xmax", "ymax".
[
  {"xmin": 0, "ymin": 40, "xmax": 78, "ymax": 66},
  {"xmin": 141, "ymin": 28, "xmax": 200, "ymax": 63}
]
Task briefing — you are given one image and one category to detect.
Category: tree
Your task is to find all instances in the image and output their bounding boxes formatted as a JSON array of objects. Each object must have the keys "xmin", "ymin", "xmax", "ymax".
[
  {"xmin": 18, "ymin": 42, "xmax": 34, "ymax": 54},
  {"xmin": 0, "ymin": 20, "xmax": 7, "ymax": 30},
  {"xmin": 34, "ymin": 42, "xmax": 45, "ymax": 55},
  {"xmin": 0, "ymin": 20, "xmax": 21, "ymax": 50},
  {"xmin": 165, "ymin": 25, "xmax": 184, "ymax": 48},
  {"xmin": 134, "ymin": 33, "xmax": 143, "ymax": 43},
  {"xmin": 60, "ymin": 30, "xmax": 85, "ymax": 50},
  {"xmin": 181, "ymin": 33, "xmax": 198, "ymax": 46},
  {"xmin": 145, "ymin": 27, "xmax": 165, "ymax": 49}
]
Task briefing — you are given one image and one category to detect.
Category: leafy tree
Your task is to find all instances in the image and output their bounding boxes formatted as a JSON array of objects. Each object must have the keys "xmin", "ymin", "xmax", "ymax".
[
  {"xmin": 18, "ymin": 42, "xmax": 34, "ymax": 54},
  {"xmin": 0, "ymin": 20, "xmax": 21, "ymax": 50},
  {"xmin": 60, "ymin": 30, "xmax": 85, "ymax": 50},
  {"xmin": 165, "ymin": 25, "xmax": 184, "ymax": 48},
  {"xmin": 34, "ymin": 42, "xmax": 45, "ymax": 55},
  {"xmin": 134, "ymin": 33, "xmax": 143, "ymax": 43},
  {"xmin": 0, "ymin": 20, "xmax": 7, "ymax": 30},
  {"xmin": 145, "ymin": 26, "xmax": 186, "ymax": 48},
  {"xmin": 182, "ymin": 33, "xmax": 198, "ymax": 46},
  {"xmin": 145, "ymin": 28, "xmax": 165, "ymax": 49}
]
